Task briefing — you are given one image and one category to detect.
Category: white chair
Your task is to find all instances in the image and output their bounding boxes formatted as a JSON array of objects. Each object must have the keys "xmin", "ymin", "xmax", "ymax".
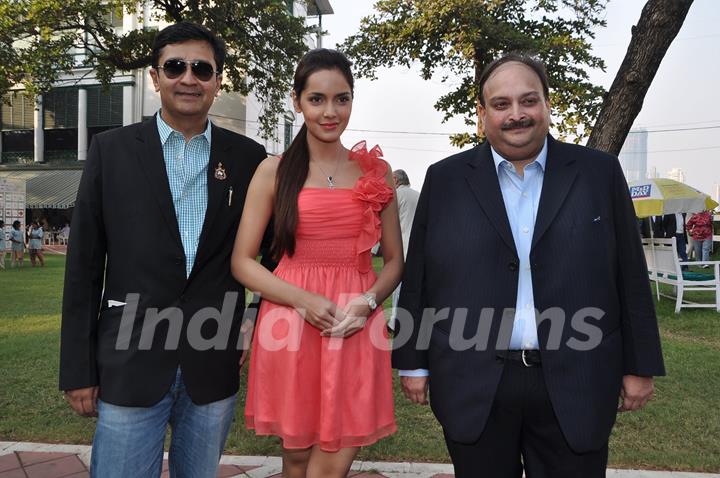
[{"xmin": 642, "ymin": 237, "xmax": 720, "ymax": 313}]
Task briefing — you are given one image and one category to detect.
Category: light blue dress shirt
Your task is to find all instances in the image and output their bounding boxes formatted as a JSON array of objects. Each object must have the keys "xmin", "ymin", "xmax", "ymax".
[
  {"xmin": 156, "ymin": 113, "xmax": 211, "ymax": 278},
  {"xmin": 492, "ymin": 140, "xmax": 547, "ymax": 350},
  {"xmin": 400, "ymin": 139, "xmax": 548, "ymax": 378}
]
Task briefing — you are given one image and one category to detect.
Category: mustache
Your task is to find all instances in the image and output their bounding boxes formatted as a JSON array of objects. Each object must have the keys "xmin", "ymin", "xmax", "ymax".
[{"xmin": 501, "ymin": 118, "xmax": 535, "ymax": 130}]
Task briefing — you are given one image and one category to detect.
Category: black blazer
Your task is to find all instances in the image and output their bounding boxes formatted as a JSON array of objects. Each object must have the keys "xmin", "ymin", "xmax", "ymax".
[
  {"xmin": 392, "ymin": 136, "xmax": 665, "ymax": 453},
  {"xmin": 59, "ymin": 116, "xmax": 267, "ymax": 406},
  {"xmin": 653, "ymin": 214, "xmax": 686, "ymax": 240}
]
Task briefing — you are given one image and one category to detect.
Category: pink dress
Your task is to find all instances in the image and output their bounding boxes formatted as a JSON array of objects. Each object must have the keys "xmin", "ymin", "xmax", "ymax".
[{"xmin": 245, "ymin": 141, "xmax": 397, "ymax": 451}]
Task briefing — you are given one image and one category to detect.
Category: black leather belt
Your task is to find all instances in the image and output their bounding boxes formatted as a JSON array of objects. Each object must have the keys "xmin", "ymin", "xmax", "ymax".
[{"xmin": 498, "ymin": 350, "xmax": 542, "ymax": 367}]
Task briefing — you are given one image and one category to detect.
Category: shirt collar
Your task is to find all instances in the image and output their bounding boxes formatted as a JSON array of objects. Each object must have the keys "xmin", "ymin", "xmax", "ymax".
[
  {"xmin": 156, "ymin": 111, "xmax": 212, "ymax": 146},
  {"xmin": 490, "ymin": 137, "xmax": 548, "ymax": 175}
]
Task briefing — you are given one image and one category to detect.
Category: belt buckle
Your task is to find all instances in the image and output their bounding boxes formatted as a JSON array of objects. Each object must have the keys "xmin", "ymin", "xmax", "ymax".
[{"xmin": 521, "ymin": 349, "xmax": 532, "ymax": 367}]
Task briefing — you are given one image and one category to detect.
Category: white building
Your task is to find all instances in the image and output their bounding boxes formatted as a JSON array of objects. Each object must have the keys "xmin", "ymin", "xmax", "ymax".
[
  {"xmin": 0, "ymin": 1, "xmax": 333, "ymax": 217},
  {"xmin": 618, "ymin": 128, "xmax": 648, "ymax": 183},
  {"xmin": 667, "ymin": 167, "xmax": 686, "ymax": 184}
]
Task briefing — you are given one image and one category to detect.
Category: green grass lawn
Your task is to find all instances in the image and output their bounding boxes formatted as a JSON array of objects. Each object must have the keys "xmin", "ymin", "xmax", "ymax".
[{"xmin": 0, "ymin": 254, "xmax": 719, "ymax": 471}]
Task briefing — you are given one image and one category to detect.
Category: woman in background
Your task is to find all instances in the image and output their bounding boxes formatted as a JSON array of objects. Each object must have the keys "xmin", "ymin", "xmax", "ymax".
[
  {"xmin": 0, "ymin": 220, "xmax": 6, "ymax": 270},
  {"xmin": 686, "ymin": 210, "xmax": 713, "ymax": 267},
  {"xmin": 28, "ymin": 221, "xmax": 45, "ymax": 267},
  {"xmin": 10, "ymin": 220, "xmax": 24, "ymax": 268}
]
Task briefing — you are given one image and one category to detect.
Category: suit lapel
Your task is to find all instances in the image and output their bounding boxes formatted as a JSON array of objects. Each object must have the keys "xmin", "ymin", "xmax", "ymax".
[
  {"xmin": 465, "ymin": 143, "xmax": 518, "ymax": 257},
  {"xmin": 532, "ymin": 136, "xmax": 579, "ymax": 249},
  {"xmin": 193, "ymin": 124, "xmax": 232, "ymax": 267},
  {"xmin": 135, "ymin": 117, "xmax": 183, "ymax": 250}
]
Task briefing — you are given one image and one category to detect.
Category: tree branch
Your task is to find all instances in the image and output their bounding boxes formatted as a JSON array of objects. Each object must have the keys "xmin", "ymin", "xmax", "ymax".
[{"xmin": 587, "ymin": 0, "xmax": 694, "ymax": 155}]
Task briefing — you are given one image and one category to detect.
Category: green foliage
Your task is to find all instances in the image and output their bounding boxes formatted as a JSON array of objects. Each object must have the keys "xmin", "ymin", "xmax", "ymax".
[
  {"xmin": 341, "ymin": 0, "xmax": 608, "ymax": 146},
  {"xmin": 0, "ymin": 0, "xmax": 313, "ymax": 139}
]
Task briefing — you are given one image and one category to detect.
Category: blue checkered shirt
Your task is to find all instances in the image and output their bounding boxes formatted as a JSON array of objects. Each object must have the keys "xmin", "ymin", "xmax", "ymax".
[{"xmin": 156, "ymin": 113, "xmax": 211, "ymax": 277}]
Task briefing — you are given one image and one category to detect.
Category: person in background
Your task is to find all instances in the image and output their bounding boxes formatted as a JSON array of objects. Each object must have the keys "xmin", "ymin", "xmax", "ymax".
[
  {"xmin": 672, "ymin": 213, "xmax": 688, "ymax": 265},
  {"xmin": 638, "ymin": 217, "xmax": 652, "ymax": 239},
  {"xmin": 28, "ymin": 221, "xmax": 45, "ymax": 267},
  {"xmin": 650, "ymin": 214, "xmax": 687, "ymax": 269},
  {"xmin": 61, "ymin": 223, "xmax": 71, "ymax": 244},
  {"xmin": 686, "ymin": 210, "xmax": 714, "ymax": 268},
  {"xmin": 0, "ymin": 220, "xmax": 6, "ymax": 270},
  {"xmin": 9, "ymin": 220, "xmax": 24, "ymax": 268},
  {"xmin": 389, "ymin": 169, "xmax": 419, "ymax": 330},
  {"xmin": 392, "ymin": 169, "xmax": 420, "ymax": 259}
]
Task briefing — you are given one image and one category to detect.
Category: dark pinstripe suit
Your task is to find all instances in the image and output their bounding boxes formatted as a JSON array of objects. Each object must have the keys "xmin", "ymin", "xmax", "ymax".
[{"xmin": 392, "ymin": 136, "xmax": 665, "ymax": 465}]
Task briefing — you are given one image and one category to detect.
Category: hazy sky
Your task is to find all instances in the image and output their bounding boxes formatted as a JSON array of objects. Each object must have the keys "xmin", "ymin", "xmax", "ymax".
[{"xmin": 316, "ymin": 0, "xmax": 719, "ymax": 197}]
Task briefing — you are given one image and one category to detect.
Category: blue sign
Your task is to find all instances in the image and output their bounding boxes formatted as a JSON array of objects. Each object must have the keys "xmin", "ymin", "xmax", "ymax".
[{"xmin": 630, "ymin": 184, "xmax": 652, "ymax": 199}]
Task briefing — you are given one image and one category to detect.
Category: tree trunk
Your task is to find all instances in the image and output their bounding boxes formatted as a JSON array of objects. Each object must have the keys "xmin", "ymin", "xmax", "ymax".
[
  {"xmin": 475, "ymin": 60, "xmax": 485, "ymax": 139},
  {"xmin": 586, "ymin": 0, "xmax": 693, "ymax": 155}
]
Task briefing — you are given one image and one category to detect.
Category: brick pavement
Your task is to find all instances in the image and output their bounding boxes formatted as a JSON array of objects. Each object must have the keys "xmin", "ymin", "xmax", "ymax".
[{"xmin": 2, "ymin": 442, "xmax": 718, "ymax": 478}]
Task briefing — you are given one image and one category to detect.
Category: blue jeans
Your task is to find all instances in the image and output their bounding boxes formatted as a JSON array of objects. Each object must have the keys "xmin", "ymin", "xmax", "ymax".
[
  {"xmin": 675, "ymin": 233, "xmax": 688, "ymax": 270},
  {"xmin": 691, "ymin": 238, "xmax": 713, "ymax": 262},
  {"xmin": 91, "ymin": 369, "xmax": 237, "ymax": 478}
]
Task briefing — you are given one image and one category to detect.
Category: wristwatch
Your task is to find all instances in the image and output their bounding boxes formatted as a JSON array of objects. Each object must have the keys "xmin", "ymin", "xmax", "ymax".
[{"xmin": 361, "ymin": 292, "xmax": 378, "ymax": 311}]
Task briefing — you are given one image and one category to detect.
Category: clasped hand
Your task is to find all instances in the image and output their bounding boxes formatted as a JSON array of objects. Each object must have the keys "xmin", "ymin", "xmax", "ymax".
[{"xmin": 298, "ymin": 292, "xmax": 372, "ymax": 338}]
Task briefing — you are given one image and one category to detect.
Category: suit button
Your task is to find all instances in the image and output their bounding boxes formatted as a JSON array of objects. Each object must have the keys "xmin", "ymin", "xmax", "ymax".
[{"xmin": 508, "ymin": 262, "xmax": 519, "ymax": 272}]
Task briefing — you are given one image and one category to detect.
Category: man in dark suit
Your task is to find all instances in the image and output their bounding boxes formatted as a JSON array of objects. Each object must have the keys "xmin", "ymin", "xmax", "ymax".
[
  {"xmin": 393, "ymin": 53, "xmax": 665, "ymax": 477},
  {"xmin": 59, "ymin": 22, "xmax": 267, "ymax": 477},
  {"xmin": 652, "ymin": 214, "xmax": 688, "ymax": 267},
  {"xmin": 652, "ymin": 214, "xmax": 677, "ymax": 239}
]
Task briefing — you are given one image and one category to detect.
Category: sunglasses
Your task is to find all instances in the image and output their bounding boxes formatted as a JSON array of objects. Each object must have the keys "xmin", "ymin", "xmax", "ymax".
[{"xmin": 156, "ymin": 59, "xmax": 219, "ymax": 82}]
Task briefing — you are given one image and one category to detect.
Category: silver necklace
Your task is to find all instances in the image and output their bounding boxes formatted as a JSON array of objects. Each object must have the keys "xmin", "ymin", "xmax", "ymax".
[{"xmin": 313, "ymin": 152, "xmax": 343, "ymax": 189}]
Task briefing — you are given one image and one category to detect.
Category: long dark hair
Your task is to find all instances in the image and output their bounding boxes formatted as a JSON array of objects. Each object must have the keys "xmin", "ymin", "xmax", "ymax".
[{"xmin": 271, "ymin": 49, "xmax": 354, "ymax": 259}]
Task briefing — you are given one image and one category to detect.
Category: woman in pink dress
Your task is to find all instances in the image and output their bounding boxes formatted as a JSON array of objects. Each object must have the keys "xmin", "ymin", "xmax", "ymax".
[{"xmin": 231, "ymin": 49, "xmax": 403, "ymax": 477}]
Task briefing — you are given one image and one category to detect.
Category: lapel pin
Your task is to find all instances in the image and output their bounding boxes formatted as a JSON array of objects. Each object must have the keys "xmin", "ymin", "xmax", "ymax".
[{"xmin": 214, "ymin": 162, "xmax": 227, "ymax": 180}]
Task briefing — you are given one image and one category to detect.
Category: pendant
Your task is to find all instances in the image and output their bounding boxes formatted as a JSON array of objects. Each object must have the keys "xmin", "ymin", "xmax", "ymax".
[{"xmin": 327, "ymin": 176, "xmax": 335, "ymax": 189}]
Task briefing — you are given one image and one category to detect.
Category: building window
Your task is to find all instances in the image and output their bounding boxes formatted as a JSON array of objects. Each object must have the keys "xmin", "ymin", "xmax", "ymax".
[
  {"xmin": 107, "ymin": 5, "xmax": 124, "ymax": 27},
  {"xmin": 43, "ymin": 88, "xmax": 79, "ymax": 129},
  {"xmin": 0, "ymin": 130, "xmax": 34, "ymax": 163},
  {"xmin": 0, "ymin": 86, "xmax": 125, "ymax": 163},
  {"xmin": 284, "ymin": 113, "xmax": 295, "ymax": 151},
  {"xmin": 1, "ymin": 92, "xmax": 35, "ymax": 131},
  {"xmin": 286, "ymin": 0, "xmax": 294, "ymax": 14},
  {"xmin": 43, "ymin": 88, "xmax": 81, "ymax": 161},
  {"xmin": 86, "ymin": 85, "xmax": 124, "ymax": 127},
  {"xmin": 1, "ymin": 92, "xmax": 35, "ymax": 163}
]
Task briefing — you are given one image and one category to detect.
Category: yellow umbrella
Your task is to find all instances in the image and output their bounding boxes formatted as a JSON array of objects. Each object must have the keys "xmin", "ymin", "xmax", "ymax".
[{"xmin": 628, "ymin": 178, "xmax": 718, "ymax": 218}]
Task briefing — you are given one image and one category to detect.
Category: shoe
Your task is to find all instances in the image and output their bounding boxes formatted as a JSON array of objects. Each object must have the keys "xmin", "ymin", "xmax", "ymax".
[{"xmin": 701, "ymin": 264, "xmax": 710, "ymax": 269}]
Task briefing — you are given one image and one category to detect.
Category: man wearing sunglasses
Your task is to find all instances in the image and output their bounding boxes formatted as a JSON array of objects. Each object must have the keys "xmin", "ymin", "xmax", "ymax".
[{"xmin": 60, "ymin": 22, "xmax": 268, "ymax": 477}]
